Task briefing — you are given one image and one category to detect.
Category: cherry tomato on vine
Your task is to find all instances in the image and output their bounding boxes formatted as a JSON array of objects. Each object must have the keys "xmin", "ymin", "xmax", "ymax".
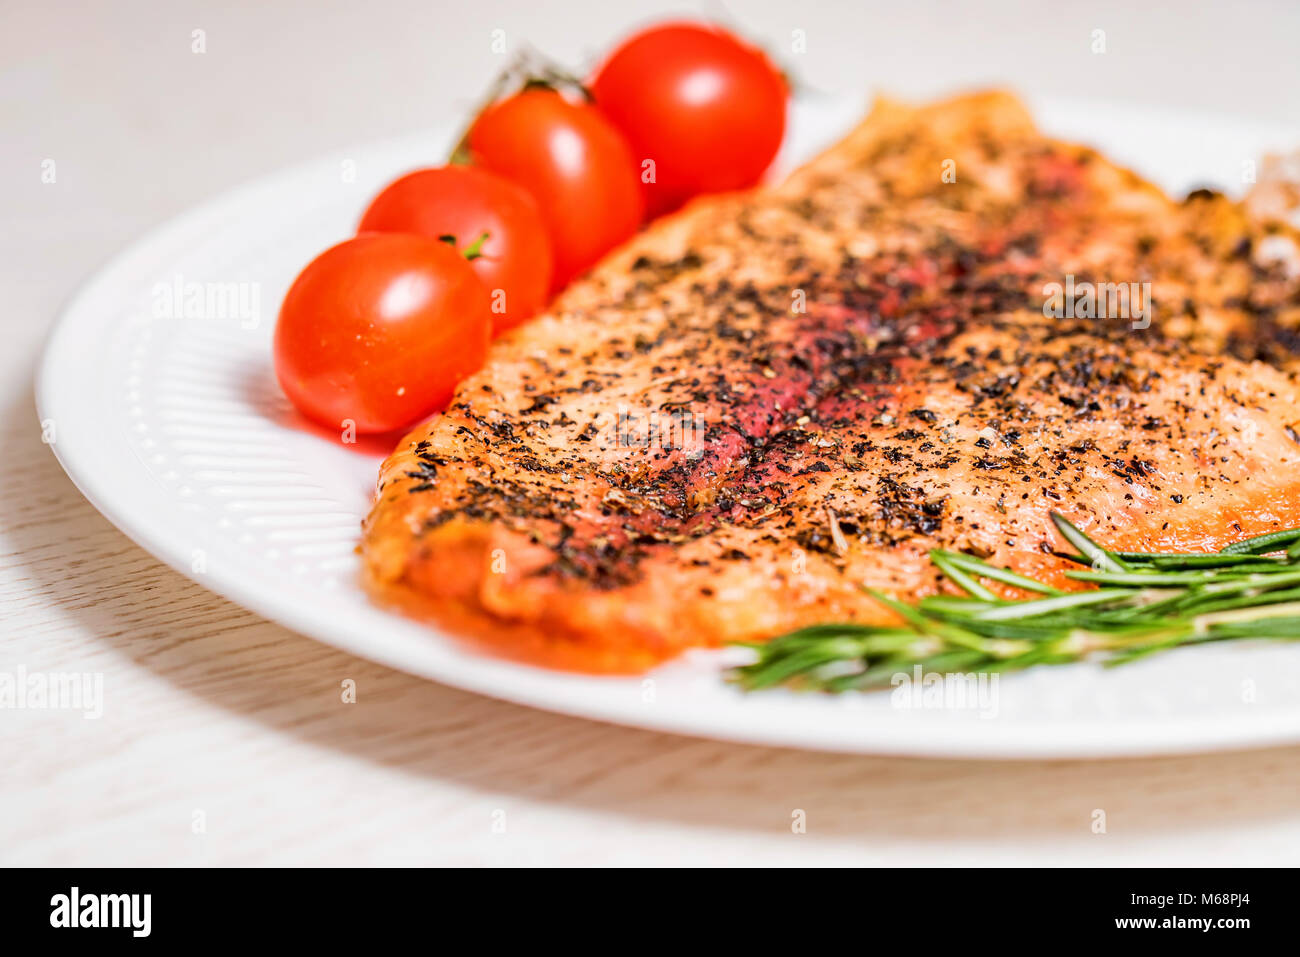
[
  {"xmin": 590, "ymin": 22, "xmax": 787, "ymax": 218},
  {"xmin": 274, "ymin": 233, "xmax": 491, "ymax": 434},
  {"xmin": 466, "ymin": 88, "xmax": 643, "ymax": 290},
  {"xmin": 357, "ymin": 165, "xmax": 552, "ymax": 334}
]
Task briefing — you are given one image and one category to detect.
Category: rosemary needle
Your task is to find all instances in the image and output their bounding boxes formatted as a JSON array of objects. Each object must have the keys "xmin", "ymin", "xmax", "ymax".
[
  {"xmin": 1221, "ymin": 528, "xmax": 1300, "ymax": 555},
  {"xmin": 730, "ymin": 512, "xmax": 1300, "ymax": 692}
]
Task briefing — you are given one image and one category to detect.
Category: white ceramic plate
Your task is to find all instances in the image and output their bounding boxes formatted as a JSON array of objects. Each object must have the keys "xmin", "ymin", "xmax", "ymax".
[{"xmin": 37, "ymin": 94, "xmax": 1300, "ymax": 758}]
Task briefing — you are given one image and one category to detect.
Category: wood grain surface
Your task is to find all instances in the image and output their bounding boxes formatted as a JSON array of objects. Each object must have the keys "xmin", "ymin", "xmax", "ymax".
[{"xmin": 4, "ymin": 0, "xmax": 1300, "ymax": 866}]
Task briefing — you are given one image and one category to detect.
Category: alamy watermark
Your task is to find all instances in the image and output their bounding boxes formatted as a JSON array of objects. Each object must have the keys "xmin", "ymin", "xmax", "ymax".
[
  {"xmin": 614, "ymin": 406, "xmax": 706, "ymax": 450},
  {"xmin": 0, "ymin": 665, "xmax": 103, "ymax": 719},
  {"xmin": 152, "ymin": 273, "xmax": 261, "ymax": 329},
  {"xmin": 50, "ymin": 887, "xmax": 150, "ymax": 937},
  {"xmin": 890, "ymin": 666, "xmax": 999, "ymax": 719},
  {"xmin": 1042, "ymin": 274, "xmax": 1151, "ymax": 330}
]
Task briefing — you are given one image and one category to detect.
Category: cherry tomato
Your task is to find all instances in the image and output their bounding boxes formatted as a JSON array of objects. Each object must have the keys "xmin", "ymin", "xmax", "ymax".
[
  {"xmin": 357, "ymin": 165, "xmax": 552, "ymax": 334},
  {"xmin": 274, "ymin": 234, "xmax": 490, "ymax": 434},
  {"xmin": 590, "ymin": 21, "xmax": 787, "ymax": 217},
  {"xmin": 467, "ymin": 88, "xmax": 643, "ymax": 290}
]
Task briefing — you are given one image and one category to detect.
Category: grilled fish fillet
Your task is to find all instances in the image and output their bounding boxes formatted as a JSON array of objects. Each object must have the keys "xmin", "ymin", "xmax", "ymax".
[{"xmin": 362, "ymin": 91, "xmax": 1300, "ymax": 672}]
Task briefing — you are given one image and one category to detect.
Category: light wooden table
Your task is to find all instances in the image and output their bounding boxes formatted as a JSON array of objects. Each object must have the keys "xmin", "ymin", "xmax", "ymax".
[{"xmin": 4, "ymin": 0, "xmax": 1300, "ymax": 866}]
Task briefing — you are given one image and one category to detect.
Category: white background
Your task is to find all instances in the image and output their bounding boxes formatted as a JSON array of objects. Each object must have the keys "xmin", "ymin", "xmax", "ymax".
[{"xmin": 4, "ymin": 0, "xmax": 1300, "ymax": 865}]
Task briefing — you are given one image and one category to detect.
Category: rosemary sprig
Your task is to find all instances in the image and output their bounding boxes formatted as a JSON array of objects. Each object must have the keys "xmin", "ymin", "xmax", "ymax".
[{"xmin": 730, "ymin": 512, "xmax": 1300, "ymax": 692}]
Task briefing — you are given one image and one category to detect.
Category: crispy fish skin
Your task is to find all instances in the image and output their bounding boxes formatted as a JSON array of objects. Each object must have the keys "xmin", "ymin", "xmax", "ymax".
[{"xmin": 362, "ymin": 91, "xmax": 1300, "ymax": 672}]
